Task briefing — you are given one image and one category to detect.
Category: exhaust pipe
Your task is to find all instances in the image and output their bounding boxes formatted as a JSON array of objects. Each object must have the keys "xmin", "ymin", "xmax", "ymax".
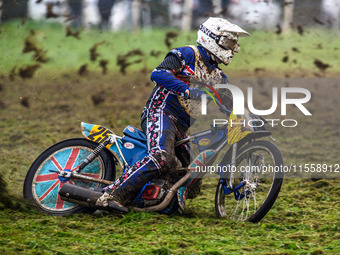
[
  {"xmin": 131, "ymin": 171, "xmax": 191, "ymax": 212},
  {"xmin": 59, "ymin": 183, "xmax": 103, "ymax": 208},
  {"xmin": 60, "ymin": 170, "xmax": 191, "ymax": 213}
]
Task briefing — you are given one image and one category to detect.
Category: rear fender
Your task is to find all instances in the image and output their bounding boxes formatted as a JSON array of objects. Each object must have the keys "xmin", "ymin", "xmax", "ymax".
[{"xmin": 81, "ymin": 122, "xmax": 125, "ymax": 168}]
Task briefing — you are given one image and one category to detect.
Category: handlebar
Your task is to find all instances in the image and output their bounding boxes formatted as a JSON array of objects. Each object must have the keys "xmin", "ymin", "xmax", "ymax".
[{"xmin": 205, "ymin": 94, "xmax": 231, "ymax": 115}]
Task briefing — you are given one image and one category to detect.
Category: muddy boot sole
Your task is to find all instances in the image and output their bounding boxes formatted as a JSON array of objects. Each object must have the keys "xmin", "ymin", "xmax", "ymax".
[{"xmin": 108, "ymin": 200, "xmax": 129, "ymax": 213}]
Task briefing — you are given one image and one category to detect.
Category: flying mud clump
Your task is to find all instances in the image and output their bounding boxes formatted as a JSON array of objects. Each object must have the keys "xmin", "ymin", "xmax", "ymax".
[
  {"xmin": 66, "ymin": 26, "xmax": 81, "ymax": 40},
  {"xmin": 165, "ymin": 31, "xmax": 178, "ymax": 49},
  {"xmin": 99, "ymin": 59, "xmax": 109, "ymax": 74},
  {"xmin": 314, "ymin": 59, "xmax": 330, "ymax": 72},
  {"xmin": 117, "ymin": 49, "xmax": 144, "ymax": 75},
  {"xmin": 90, "ymin": 41, "xmax": 105, "ymax": 62},
  {"xmin": 91, "ymin": 90, "xmax": 106, "ymax": 106},
  {"xmin": 10, "ymin": 29, "xmax": 50, "ymax": 79},
  {"xmin": 22, "ymin": 30, "xmax": 49, "ymax": 64},
  {"xmin": 19, "ymin": 64, "xmax": 41, "ymax": 79},
  {"xmin": 78, "ymin": 64, "xmax": 88, "ymax": 76},
  {"xmin": 77, "ymin": 42, "xmax": 110, "ymax": 75}
]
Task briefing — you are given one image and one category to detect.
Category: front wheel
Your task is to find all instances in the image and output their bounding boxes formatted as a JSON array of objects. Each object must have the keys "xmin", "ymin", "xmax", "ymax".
[
  {"xmin": 23, "ymin": 138, "xmax": 116, "ymax": 215},
  {"xmin": 215, "ymin": 140, "xmax": 284, "ymax": 222}
]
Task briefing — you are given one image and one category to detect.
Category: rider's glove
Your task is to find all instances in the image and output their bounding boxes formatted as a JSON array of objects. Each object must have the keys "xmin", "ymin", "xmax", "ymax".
[{"xmin": 184, "ymin": 88, "xmax": 203, "ymax": 100}]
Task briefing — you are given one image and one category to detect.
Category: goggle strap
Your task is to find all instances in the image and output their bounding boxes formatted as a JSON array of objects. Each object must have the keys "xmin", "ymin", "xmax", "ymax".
[{"xmin": 200, "ymin": 24, "xmax": 221, "ymax": 43}]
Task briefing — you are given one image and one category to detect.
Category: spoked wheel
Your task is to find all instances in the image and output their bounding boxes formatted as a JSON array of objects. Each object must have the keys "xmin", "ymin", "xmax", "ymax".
[
  {"xmin": 215, "ymin": 140, "xmax": 284, "ymax": 222},
  {"xmin": 24, "ymin": 138, "xmax": 116, "ymax": 215}
]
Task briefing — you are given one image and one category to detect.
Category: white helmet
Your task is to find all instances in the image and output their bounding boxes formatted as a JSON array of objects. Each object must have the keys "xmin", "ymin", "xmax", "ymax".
[{"xmin": 197, "ymin": 17, "xmax": 250, "ymax": 65}]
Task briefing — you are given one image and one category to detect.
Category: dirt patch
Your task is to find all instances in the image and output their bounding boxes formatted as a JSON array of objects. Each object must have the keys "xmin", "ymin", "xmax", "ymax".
[{"xmin": 0, "ymin": 73, "xmax": 338, "ymax": 197}]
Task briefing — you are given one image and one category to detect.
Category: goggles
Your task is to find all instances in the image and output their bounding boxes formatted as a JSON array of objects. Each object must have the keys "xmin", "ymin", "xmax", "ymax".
[
  {"xmin": 200, "ymin": 25, "xmax": 240, "ymax": 52},
  {"xmin": 218, "ymin": 35, "xmax": 240, "ymax": 52}
]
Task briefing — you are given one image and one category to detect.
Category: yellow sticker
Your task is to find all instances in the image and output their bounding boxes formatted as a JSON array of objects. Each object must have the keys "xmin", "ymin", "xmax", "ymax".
[
  {"xmin": 199, "ymin": 138, "xmax": 211, "ymax": 146},
  {"xmin": 227, "ymin": 111, "xmax": 252, "ymax": 145},
  {"xmin": 88, "ymin": 125, "xmax": 113, "ymax": 145}
]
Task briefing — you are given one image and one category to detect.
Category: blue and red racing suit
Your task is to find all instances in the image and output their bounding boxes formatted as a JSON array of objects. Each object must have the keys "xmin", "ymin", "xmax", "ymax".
[{"xmin": 104, "ymin": 45, "xmax": 228, "ymax": 205}]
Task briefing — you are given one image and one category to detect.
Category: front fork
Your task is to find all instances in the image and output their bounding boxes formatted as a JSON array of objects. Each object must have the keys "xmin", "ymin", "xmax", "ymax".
[
  {"xmin": 220, "ymin": 142, "xmax": 248, "ymax": 198},
  {"xmin": 220, "ymin": 141, "xmax": 260, "ymax": 199},
  {"xmin": 229, "ymin": 142, "xmax": 238, "ymax": 190},
  {"xmin": 76, "ymin": 138, "xmax": 112, "ymax": 173}
]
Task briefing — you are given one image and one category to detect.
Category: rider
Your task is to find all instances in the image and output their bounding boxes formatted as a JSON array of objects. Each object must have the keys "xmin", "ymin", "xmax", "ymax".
[{"xmin": 96, "ymin": 17, "xmax": 250, "ymax": 212}]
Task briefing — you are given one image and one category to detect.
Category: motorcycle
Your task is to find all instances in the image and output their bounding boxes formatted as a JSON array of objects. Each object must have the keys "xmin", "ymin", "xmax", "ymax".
[{"xmin": 23, "ymin": 94, "xmax": 284, "ymax": 222}]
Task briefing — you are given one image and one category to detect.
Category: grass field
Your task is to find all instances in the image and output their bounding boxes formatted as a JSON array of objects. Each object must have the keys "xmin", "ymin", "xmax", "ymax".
[
  {"xmin": 1, "ymin": 20, "xmax": 340, "ymax": 77},
  {"xmin": 0, "ymin": 21, "xmax": 339, "ymax": 254}
]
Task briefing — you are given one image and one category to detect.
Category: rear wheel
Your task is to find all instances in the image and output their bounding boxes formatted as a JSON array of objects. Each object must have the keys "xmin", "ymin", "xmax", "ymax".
[
  {"xmin": 23, "ymin": 138, "xmax": 116, "ymax": 215},
  {"xmin": 215, "ymin": 140, "xmax": 284, "ymax": 222}
]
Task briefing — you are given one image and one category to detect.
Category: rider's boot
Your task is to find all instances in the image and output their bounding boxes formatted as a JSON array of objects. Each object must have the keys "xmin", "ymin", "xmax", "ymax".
[{"xmin": 95, "ymin": 192, "xmax": 129, "ymax": 213}]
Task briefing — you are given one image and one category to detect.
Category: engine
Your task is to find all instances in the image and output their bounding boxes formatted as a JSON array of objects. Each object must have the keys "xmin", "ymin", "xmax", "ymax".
[{"xmin": 141, "ymin": 178, "xmax": 171, "ymax": 207}]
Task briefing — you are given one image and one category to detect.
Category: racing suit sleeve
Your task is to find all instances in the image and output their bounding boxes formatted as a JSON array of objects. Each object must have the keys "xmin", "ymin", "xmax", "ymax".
[{"xmin": 150, "ymin": 51, "xmax": 189, "ymax": 96}]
